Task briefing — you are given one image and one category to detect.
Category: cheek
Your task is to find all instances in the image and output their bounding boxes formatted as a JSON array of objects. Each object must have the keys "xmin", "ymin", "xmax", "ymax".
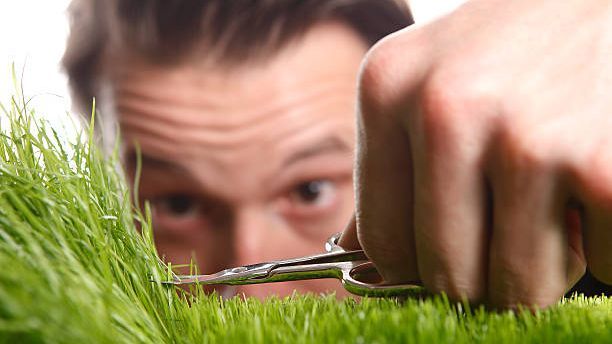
[{"xmin": 153, "ymin": 225, "xmax": 233, "ymax": 274}]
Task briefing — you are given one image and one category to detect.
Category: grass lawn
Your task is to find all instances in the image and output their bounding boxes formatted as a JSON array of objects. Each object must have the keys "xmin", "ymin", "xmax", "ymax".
[{"xmin": 0, "ymin": 91, "xmax": 610, "ymax": 344}]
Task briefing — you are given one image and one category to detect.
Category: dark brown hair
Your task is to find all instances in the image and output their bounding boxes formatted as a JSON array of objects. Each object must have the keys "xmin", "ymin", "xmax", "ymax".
[{"xmin": 62, "ymin": 0, "xmax": 413, "ymax": 114}]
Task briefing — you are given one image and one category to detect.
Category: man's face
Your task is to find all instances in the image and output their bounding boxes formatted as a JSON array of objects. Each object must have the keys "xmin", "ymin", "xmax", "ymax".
[{"xmin": 110, "ymin": 22, "xmax": 366, "ymax": 298}]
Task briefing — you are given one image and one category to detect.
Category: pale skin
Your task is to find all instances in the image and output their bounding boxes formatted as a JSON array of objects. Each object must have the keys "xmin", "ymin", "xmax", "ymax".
[
  {"xmin": 109, "ymin": 22, "xmax": 367, "ymax": 298},
  {"xmin": 341, "ymin": 0, "xmax": 612, "ymax": 308}
]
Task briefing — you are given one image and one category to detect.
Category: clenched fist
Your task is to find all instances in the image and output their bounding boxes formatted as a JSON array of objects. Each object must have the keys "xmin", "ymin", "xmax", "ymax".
[{"xmin": 343, "ymin": 0, "xmax": 612, "ymax": 308}]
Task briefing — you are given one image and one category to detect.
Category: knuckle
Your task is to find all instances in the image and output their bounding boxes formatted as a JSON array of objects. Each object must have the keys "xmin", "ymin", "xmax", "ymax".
[
  {"xmin": 574, "ymin": 146, "xmax": 612, "ymax": 205},
  {"xmin": 493, "ymin": 121, "xmax": 555, "ymax": 174},
  {"xmin": 357, "ymin": 30, "xmax": 424, "ymax": 122},
  {"xmin": 416, "ymin": 66, "xmax": 492, "ymax": 155},
  {"xmin": 419, "ymin": 60, "xmax": 491, "ymax": 120},
  {"xmin": 358, "ymin": 36, "xmax": 402, "ymax": 114},
  {"xmin": 419, "ymin": 70, "xmax": 465, "ymax": 132}
]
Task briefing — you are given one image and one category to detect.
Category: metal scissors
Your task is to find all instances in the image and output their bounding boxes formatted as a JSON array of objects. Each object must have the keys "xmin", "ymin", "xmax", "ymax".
[{"xmin": 162, "ymin": 233, "xmax": 423, "ymax": 297}]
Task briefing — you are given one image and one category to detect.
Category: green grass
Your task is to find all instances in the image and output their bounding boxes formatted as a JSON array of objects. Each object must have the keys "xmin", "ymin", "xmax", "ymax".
[{"xmin": 0, "ymin": 87, "xmax": 610, "ymax": 344}]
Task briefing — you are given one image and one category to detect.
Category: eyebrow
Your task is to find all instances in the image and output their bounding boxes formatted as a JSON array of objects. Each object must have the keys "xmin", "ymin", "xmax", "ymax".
[
  {"xmin": 126, "ymin": 151, "xmax": 189, "ymax": 175},
  {"xmin": 126, "ymin": 136, "xmax": 351, "ymax": 172},
  {"xmin": 281, "ymin": 136, "xmax": 352, "ymax": 168}
]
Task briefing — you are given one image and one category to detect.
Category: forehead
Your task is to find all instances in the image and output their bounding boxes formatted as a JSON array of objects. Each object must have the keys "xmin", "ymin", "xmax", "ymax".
[
  {"xmin": 110, "ymin": 20, "xmax": 367, "ymax": 109},
  {"xmin": 111, "ymin": 21, "xmax": 366, "ymax": 193}
]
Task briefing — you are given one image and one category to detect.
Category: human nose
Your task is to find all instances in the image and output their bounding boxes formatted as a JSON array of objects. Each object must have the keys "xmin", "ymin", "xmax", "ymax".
[{"xmin": 231, "ymin": 206, "xmax": 282, "ymax": 266}]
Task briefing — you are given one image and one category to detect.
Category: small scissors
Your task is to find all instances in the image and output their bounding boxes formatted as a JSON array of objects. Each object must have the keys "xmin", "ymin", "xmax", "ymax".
[{"xmin": 161, "ymin": 233, "xmax": 423, "ymax": 297}]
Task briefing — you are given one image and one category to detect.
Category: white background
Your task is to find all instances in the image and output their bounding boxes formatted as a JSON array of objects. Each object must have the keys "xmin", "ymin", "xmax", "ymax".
[
  {"xmin": 0, "ymin": 0, "xmax": 466, "ymax": 129},
  {"xmin": 409, "ymin": 0, "xmax": 467, "ymax": 24},
  {"xmin": 0, "ymin": 0, "xmax": 73, "ymax": 127}
]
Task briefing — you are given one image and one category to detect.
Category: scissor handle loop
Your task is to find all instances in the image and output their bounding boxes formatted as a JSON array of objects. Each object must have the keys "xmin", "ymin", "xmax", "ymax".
[
  {"xmin": 340, "ymin": 262, "xmax": 423, "ymax": 297},
  {"xmin": 325, "ymin": 233, "xmax": 424, "ymax": 297}
]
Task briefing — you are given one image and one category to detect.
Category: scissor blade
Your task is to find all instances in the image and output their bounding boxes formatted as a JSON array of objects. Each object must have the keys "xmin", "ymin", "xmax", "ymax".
[
  {"xmin": 162, "ymin": 273, "xmax": 227, "ymax": 285},
  {"xmin": 163, "ymin": 262, "xmax": 275, "ymax": 286},
  {"xmin": 162, "ymin": 250, "xmax": 367, "ymax": 286}
]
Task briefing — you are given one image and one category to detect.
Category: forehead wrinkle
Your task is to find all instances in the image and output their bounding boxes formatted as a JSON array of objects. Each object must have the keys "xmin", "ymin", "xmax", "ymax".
[
  {"xmin": 271, "ymin": 118, "xmax": 355, "ymax": 164},
  {"xmin": 261, "ymin": 104, "xmax": 355, "ymax": 147},
  {"xmin": 117, "ymin": 83, "xmax": 356, "ymax": 156},
  {"xmin": 114, "ymin": 72, "xmax": 357, "ymax": 132},
  {"xmin": 113, "ymin": 74, "xmax": 231, "ymax": 118},
  {"xmin": 122, "ymin": 134, "xmax": 256, "ymax": 202},
  {"xmin": 282, "ymin": 134, "xmax": 353, "ymax": 166}
]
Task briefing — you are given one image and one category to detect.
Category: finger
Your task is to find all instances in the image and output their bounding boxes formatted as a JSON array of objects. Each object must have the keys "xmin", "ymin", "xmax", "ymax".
[
  {"xmin": 354, "ymin": 99, "xmax": 418, "ymax": 283},
  {"xmin": 409, "ymin": 81, "xmax": 491, "ymax": 302},
  {"xmin": 488, "ymin": 161, "xmax": 568, "ymax": 308},
  {"xmin": 569, "ymin": 150, "xmax": 612, "ymax": 285},
  {"xmin": 564, "ymin": 206, "xmax": 587, "ymax": 289},
  {"xmin": 352, "ymin": 30, "xmax": 426, "ymax": 284},
  {"xmin": 339, "ymin": 215, "xmax": 361, "ymax": 250}
]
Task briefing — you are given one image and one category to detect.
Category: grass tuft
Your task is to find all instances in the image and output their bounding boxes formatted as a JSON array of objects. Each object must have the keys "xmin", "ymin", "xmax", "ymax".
[{"xmin": 0, "ymin": 86, "xmax": 610, "ymax": 343}]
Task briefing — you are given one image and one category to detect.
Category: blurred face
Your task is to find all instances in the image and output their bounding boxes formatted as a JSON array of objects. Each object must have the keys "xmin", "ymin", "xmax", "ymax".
[{"xmin": 110, "ymin": 22, "xmax": 366, "ymax": 298}]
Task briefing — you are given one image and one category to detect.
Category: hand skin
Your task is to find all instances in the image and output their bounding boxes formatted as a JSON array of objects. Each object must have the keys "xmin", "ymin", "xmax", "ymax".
[{"xmin": 341, "ymin": 0, "xmax": 612, "ymax": 309}]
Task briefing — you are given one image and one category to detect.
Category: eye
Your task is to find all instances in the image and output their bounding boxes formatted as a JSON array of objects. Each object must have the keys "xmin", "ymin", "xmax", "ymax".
[
  {"xmin": 153, "ymin": 194, "xmax": 201, "ymax": 218},
  {"xmin": 147, "ymin": 193, "xmax": 213, "ymax": 233},
  {"xmin": 289, "ymin": 180, "xmax": 335, "ymax": 206},
  {"xmin": 279, "ymin": 178, "xmax": 344, "ymax": 228}
]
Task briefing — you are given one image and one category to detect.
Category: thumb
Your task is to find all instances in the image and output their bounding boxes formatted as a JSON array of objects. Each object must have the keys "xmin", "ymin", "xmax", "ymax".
[{"xmin": 339, "ymin": 215, "xmax": 361, "ymax": 250}]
